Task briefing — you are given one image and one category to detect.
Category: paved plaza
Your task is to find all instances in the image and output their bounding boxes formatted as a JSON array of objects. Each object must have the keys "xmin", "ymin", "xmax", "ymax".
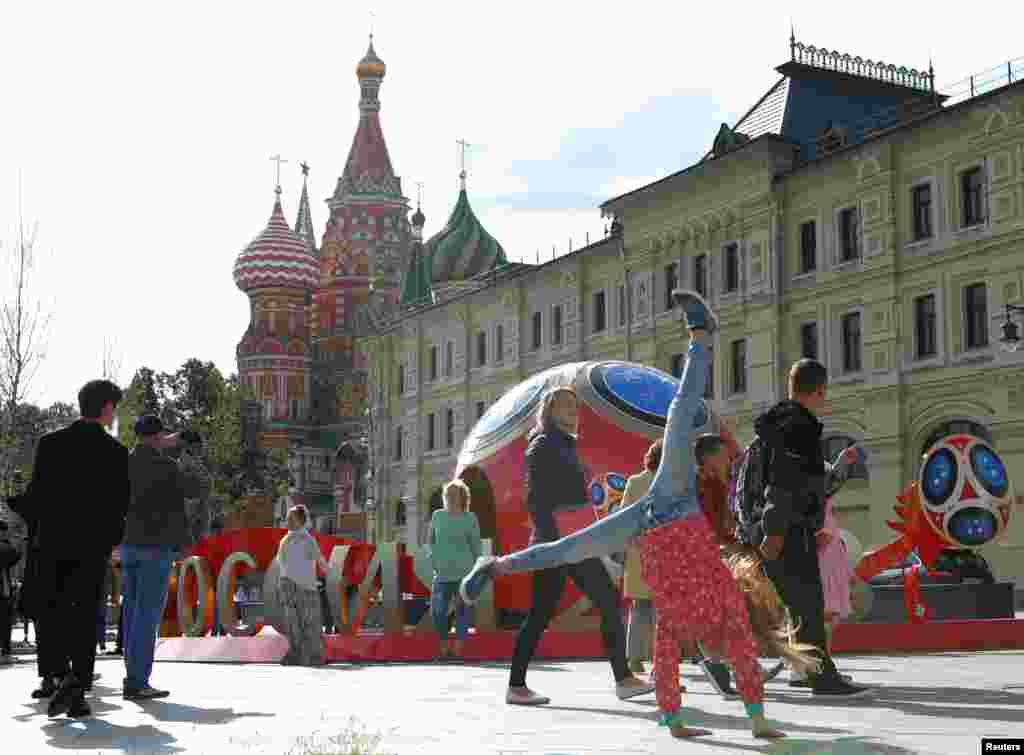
[{"xmin": 2, "ymin": 644, "xmax": 1023, "ymax": 755}]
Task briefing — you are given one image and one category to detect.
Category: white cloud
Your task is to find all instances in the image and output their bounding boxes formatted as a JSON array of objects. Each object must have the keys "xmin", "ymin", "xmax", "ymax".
[{"xmin": 1, "ymin": 0, "xmax": 1021, "ymax": 405}]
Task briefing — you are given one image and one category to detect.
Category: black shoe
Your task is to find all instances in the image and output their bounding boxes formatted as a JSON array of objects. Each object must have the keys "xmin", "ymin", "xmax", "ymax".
[
  {"xmin": 31, "ymin": 676, "xmax": 59, "ymax": 699},
  {"xmin": 123, "ymin": 685, "xmax": 170, "ymax": 701},
  {"xmin": 66, "ymin": 695, "xmax": 92, "ymax": 718},
  {"xmin": 47, "ymin": 677, "xmax": 81, "ymax": 717},
  {"xmin": 812, "ymin": 679, "xmax": 871, "ymax": 698},
  {"xmin": 700, "ymin": 661, "xmax": 739, "ymax": 700}
]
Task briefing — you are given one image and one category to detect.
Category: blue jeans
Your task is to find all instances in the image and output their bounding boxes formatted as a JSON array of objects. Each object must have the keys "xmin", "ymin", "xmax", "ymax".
[
  {"xmin": 430, "ymin": 577, "xmax": 471, "ymax": 642},
  {"xmin": 120, "ymin": 544, "xmax": 176, "ymax": 690},
  {"xmin": 500, "ymin": 341, "xmax": 710, "ymax": 574}
]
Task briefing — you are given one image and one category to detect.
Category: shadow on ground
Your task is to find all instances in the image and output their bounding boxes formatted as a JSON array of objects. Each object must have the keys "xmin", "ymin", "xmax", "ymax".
[
  {"xmin": 544, "ymin": 704, "xmax": 849, "ymax": 736},
  {"xmin": 40, "ymin": 719, "xmax": 184, "ymax": 753}
]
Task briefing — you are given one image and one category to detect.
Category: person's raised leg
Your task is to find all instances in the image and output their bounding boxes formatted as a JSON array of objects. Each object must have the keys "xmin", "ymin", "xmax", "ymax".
[{"xmin": 461, "ymin": 495, "xmax": 647, "ymax": 605}]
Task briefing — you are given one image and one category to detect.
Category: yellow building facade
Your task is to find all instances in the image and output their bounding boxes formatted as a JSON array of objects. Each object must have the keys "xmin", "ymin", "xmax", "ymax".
[{"xmin": 368, "ymin": 46, "xmax": 1024, "ymax": 592}]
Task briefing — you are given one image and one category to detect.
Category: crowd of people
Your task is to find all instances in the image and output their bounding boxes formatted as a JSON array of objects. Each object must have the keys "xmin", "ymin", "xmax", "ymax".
[
  {"xmin": 456, "ymin": 289, "xmax": 870, "ymax": 740},
  {"xmin": 0, "ymin": 289, "xmax": 868, "ymax": 738},
  {"xmin": 2, "ymin": 381, "xmax": 208, "ymax": 718}
]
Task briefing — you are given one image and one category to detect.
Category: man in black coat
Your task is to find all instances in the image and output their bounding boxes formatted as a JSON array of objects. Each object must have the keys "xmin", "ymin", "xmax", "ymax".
[{"xmin": 20, "ymin": 379, "xmax": 130, "ymax": 718}]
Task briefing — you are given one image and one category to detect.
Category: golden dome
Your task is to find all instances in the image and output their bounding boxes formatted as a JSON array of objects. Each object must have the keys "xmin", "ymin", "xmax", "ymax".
[{"xmin": 356, "ymin": 38, "xmax": 386, "ymax": 78}]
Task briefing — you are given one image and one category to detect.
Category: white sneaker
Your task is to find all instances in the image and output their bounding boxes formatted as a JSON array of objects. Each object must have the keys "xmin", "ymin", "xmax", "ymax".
[
  {"xmin": 506, "ymin": 687, "xmax": 550, "ymax": 705},
  {"xmin": 616, "ymin": 677, "xmax": 656, "ymax": 700}
]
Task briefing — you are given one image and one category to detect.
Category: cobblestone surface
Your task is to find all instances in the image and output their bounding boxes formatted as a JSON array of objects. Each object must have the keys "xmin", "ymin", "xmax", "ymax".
[{"xmin": 2, "ymin": 647, "xmax": 1022, "ymax": 754}]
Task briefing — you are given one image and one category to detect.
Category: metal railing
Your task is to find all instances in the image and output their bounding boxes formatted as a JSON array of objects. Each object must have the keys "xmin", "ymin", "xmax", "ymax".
[
  {"xmin": 810, "ymin": 55, "xmax": 1024, "ymax": 156},
  {"xmin": 791, "ymin": 38, "xmax": 933, "ymax": 92}
]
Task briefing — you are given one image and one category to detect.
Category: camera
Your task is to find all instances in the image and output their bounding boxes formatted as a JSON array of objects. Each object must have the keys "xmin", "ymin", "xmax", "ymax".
[{"xmin": 180, "ymin": 429, "xmax": 202, "ymax": 446}]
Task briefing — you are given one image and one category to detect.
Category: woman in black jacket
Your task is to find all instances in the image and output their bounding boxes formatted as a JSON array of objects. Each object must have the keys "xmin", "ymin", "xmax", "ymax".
[{"xmin": 505, "ymin": 386, "xmax": 654, "ymax": 705}]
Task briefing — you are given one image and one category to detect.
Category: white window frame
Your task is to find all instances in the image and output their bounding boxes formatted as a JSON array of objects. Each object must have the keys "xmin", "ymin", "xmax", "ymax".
[
  {"xmin": 663, "ymin": 262, "xmax": 679, "ymax": 312},
  {"xmin": 728, "ymin": 337, "xmax": 749, "ymax": 397},
  {"xmin": 720, "ymin": 241, "xmax": 741, "ymax": 296},
  {"xmin": 530, "ymin": 310, "xmax": 543, "ymax": 352},
  {"xmin": 693, "ymin": 253, "xmax": 709, "ymax": 299},
  {"xmin": 834, "ymin": 307, "xmax": 865, "ymax": 380},
  {"xmin": 909, "ymin": 287, "xmax": 944, "ymax": 368},
  {"xmin": 796, "ymin": 218, "xmax": 819, "ymax": 278},
  {"xmin": 798, "ymin": 319, "xmax": 821, "ymax": 362},
  {"xmin": 428, "ymin": 344, "xmax": 439, "ymax": 383},
  {"xmin": 907, "ymin": 178, "xmax": 939, "ymax": 247},
  {"xmin": 834, "ymin": 204, "xmax": 863, "ymax": 267},
  {"xmin": 956, "ymin": 160, "xmax": 989, "ymax": 232},
  {"xmin": 592, "ymin": 288, "xmax": 608, "ymax": 335},
  {"xmin": 474, "ymin": 330, "xmax": 487, "ymax": 369},
  {"xmin": 494, "ymin": 323, "xmax": 505, "ymax": 364},
  {"xmin": 426, "ymin": 412, "xmax": 437, "ymax": 452},
  {"xmin": 550, "ymin": 303, "xmax": 564, "ymax": 348},
  {"xmin": 445, "ymin": 407, "xmax": 455, "ymax": 449},
  {"xmin": 444, "ymin": 339, "xmax": 455, "ymax": 379},
  {"xmin": 961, "ymin": 281, "xmax": 991, "ymax": 354}
]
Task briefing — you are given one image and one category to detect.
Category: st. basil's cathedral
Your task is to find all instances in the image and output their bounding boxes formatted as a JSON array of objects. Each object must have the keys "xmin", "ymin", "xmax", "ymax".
[{"xmin": 231, "ymin": 37, "xmax": 507, "ymax": 533}]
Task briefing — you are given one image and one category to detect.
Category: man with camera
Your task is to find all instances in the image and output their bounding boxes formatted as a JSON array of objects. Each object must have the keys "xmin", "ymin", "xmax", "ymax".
[{"xmin": 121, "ymin": 416, "xmax": 208, "ymax": 701}]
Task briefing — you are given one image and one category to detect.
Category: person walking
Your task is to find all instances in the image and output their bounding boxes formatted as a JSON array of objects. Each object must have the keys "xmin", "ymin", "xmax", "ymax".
[
  {"xmin": 428, "ymin": 479, "xmax": 481, "ymax": 662},
  {"xmin": 753, "ymin": 358, "xmax": 868, "ymax": 697},
  {"xmin": 121, "ymin": 414, "xmax": 208, "ymax": 700},
  {"xmin": 618, "ymin": 441, "xmax": 660, "ymax": 677},
  {"xmin": 501, "ymin": 386, "xmax": 653, "ymax": 706},
  {"xmin": 19, "ymin": 380, "xmax": 130, "ymax": 718}
]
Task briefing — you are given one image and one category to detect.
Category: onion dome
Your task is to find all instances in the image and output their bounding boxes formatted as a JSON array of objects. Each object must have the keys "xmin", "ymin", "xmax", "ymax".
[
  {"xmin": 411, "ymin": 205, "xmax": 425, "ymax": 233},
  {"xmin": 356, "ymin": 37, "xmax": 386, "ymax": 79},
  {"xmin": 400, "ymin": 240, "xmax": 433, "ymax": 307},
  {"xmin": 234, "ymin": 193, "xmax": 319, "ymax": 293},
  {"xmin": 425, "ymin": 174, "xmax": 507, "ymax": 282}
]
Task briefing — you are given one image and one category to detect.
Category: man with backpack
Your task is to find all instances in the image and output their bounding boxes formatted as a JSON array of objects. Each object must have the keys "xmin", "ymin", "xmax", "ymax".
[{"xmin": 733, "ymin": 357, "xmax": 868, "ymax": 698}]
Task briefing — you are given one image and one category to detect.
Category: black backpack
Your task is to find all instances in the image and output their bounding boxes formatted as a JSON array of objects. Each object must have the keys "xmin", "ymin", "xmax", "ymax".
[
  {"xmin": 0, "ymin": 540, "xmax": 20, "ymax": 571},
  {"xmin": 729, "ymin": 436, "xmax": 774, "ymax": 547}
]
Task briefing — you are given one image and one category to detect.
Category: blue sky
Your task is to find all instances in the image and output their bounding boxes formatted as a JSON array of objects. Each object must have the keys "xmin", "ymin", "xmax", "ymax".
[{"xmin": 2, "ymin": 0, "xmax": 1021, "ymax": 407}]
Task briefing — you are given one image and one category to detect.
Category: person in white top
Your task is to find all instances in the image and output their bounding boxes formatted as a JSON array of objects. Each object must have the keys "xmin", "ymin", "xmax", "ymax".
[{"xmin": 275, "ymin": 505, "xmax": 330, "ymax": 666}]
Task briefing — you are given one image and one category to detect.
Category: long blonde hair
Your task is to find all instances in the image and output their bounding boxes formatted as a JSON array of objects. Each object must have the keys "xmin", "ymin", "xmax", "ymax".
[
  {"xmin": 721, "ymin": 544, "xmax": 823, "ymax": 676},
  {"xmin": 534, "ymin": 386, "xmax": 577, "ymax": 433},
  {"xmin": 443, "ymin": 478, "xmax": 471, "ymax": 513}
]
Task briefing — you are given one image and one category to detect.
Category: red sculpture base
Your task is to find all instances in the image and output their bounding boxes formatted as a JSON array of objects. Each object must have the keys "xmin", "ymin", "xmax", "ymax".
[{"xmin": 155, "ymin": 618, "xmax": 1024, "ymax": 664}]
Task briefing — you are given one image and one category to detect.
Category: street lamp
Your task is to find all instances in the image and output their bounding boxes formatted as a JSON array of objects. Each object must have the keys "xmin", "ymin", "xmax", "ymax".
[{"xmin": 999, "ymin": 304, "xmax": 1024, "ymax": 353}]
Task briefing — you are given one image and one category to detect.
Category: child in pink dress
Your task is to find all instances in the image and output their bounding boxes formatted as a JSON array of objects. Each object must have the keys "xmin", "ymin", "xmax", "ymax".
[{"xmin": 817, "ymin": 497, "xmax": 853, "ymax": 654}]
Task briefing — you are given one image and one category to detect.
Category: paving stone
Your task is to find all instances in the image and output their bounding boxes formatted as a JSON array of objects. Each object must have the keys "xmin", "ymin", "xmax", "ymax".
[{"xmin": 2, "ymin": 650, "xmax": 1022, "ymax": 754}]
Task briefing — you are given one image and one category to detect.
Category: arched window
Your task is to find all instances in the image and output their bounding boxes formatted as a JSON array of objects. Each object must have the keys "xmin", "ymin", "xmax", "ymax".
[
  {"xmin": 821, "ymin": 434, "xmax": 869, "ymax": 480},
  {"xmin": 921, "ymin": 419, "xmax": 992, "ymax": 457}
]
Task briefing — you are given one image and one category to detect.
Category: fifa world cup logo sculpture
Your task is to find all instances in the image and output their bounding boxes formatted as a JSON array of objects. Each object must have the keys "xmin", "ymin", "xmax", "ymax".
[{"xmin": 854, "ymin": 433, "xmax": 1013, "ymax": 622}]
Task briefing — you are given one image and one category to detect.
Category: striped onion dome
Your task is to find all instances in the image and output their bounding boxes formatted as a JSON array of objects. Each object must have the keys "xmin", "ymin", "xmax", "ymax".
[
  {"xmin": 233, "ymin": 196, "xmax": 319, "ymax": 293},
  {"xmin": 426, "ymin": 178, "xmax": 507, "ymax": 282}
]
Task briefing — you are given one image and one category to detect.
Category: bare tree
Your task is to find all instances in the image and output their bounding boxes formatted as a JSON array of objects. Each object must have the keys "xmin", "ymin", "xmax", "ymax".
[{"xmin": 0, "ymin": 212, "xmax": 51, "ymax": 495}]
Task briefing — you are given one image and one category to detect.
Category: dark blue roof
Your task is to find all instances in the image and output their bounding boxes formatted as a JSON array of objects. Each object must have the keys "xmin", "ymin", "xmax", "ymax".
[{"xmin": 730, "ymin": 61, "xmax": 939, "ymax": 162}]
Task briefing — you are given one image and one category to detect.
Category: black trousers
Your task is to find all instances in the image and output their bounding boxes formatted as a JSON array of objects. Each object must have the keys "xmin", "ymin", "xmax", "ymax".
[
  {"xmin": 0, "ymin": 594, "xmax": 12, "ymax": 655},
  {"xmin": 763, "ymin": 527, "xmax": 840, "ymax": 685},
  {"xmin": 510, "ymin": 557, "xmax": 628, "ymax": 688},
  {"xmin": 36, "ymin": 554, "xmax": 107, "ymax": 685}
]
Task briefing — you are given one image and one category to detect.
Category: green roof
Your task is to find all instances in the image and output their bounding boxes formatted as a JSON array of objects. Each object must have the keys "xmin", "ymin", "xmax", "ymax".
[
  {"xmin": 425, "ymin": 184, "xmax": 507, "ymax": 282},
  {"xmin": 400, "ymin": 241, "xmax": 434, "ymax": 307}
]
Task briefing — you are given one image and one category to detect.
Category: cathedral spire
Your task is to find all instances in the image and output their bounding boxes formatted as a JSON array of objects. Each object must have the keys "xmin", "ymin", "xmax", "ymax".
[
  {"xmin": 331, "ymin": 36, "xmax": 403, "ymax": 206},
  {"xmin": 294, "ymin": 161, "xmax": 317, "ymax": 256}
]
